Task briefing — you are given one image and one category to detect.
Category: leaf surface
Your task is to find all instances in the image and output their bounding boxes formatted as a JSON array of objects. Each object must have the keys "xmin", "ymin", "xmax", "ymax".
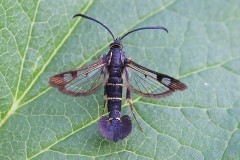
[{"xmin": 0, "ymin": 0, "xmax": 240, "ymax": 159}]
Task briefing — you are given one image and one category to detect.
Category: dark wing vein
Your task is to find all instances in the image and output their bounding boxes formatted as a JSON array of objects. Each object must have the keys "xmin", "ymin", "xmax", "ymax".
[
  {"xmin": 64, "ymin": 67, "xmax": 105, "ymax": 96},
  {"xmin": 49, "ymin": 58, "xmax": 107, "ymax": 96},
  {"xmin": 126, "ymin": 59, "xmax": 187, "ymax": 98}
]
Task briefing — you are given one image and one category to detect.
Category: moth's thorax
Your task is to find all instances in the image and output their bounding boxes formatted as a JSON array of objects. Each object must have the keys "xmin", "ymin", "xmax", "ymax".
[{"xmin": 107, "ymin": 47, "xmax": 126, "ymax": 67}]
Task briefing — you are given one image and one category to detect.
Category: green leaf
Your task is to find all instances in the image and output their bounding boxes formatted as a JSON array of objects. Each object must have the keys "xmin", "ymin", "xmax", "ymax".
[{"xmin": 0, "ymin": 0, "xmax": 240, "ymax": 159}]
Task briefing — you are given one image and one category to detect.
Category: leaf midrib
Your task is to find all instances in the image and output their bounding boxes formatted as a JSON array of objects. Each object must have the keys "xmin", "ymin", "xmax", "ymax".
[
  {"xmin": 0, "ymin": 0, "xmax": 94, "ymax": 127},
  {"xmin": 14, "ymin": 0, "xmax": 41, "ymax": 100}
]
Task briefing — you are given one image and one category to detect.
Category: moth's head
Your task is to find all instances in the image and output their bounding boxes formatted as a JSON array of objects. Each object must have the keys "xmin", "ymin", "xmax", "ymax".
[{"xmin": 110, "ymin": 38, "xmax": 123, "ymax": 49}]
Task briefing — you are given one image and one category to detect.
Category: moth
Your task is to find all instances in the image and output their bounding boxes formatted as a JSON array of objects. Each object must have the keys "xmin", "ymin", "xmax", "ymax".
[{"xmin": 49, "ymin": 14, "xmax": 187, "ymax": 142}]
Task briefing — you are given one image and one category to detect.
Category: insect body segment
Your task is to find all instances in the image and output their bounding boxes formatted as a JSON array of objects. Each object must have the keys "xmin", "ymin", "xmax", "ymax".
[
  {"xmin": 99, "ymin": 43, "xmax": 132, "ymax": 142},
  {"xmin": 49, "ymin": 14, "xmax": 187, "ymax": 142}
]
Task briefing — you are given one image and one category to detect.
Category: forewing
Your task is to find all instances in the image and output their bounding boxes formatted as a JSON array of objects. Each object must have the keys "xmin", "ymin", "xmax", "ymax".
[
  {"xmin": 125, "ymin": 59, "xmax": 187, "ymax": 98},
  {"xmin": 49, "ymin": 58, "xmax": 107, "ymax": 96}
]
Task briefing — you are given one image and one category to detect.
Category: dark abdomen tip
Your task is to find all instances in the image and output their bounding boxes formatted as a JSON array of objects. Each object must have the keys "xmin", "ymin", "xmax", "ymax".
[{"xmin": 98, "ymin": 115, "xmax": 132, "ymax": 142}]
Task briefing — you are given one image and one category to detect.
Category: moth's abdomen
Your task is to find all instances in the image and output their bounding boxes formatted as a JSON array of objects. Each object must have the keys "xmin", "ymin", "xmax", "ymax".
[
  {"xmin": 98, "ymin": 115, "xmax": 132, "ymax": 142},
  {"xmin": 109, "ymin": 66, "xmax": 123, "ymax": 77},
  {"xmin": 106, "ymin": 76, "xmax": 123, "ymax": 119}
]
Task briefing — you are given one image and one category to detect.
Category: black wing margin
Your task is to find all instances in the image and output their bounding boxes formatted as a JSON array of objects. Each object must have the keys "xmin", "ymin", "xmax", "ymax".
[
  {"xmin": 125, "ymin": 59, "xmax": 187, "ymax": 98},
  {"xmin": 49, "ymin": 57, "xmax": 108, "ymax": 96}
]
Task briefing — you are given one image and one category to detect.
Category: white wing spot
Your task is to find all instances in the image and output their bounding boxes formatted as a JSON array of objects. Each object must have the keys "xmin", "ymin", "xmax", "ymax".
[{"xmin": 162, "ymin": 78, "xmax": 171, "ymax": 85}]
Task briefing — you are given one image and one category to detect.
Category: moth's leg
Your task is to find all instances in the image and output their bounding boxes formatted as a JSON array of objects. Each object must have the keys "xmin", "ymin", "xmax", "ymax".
[
  {"xmin": 102, "ymin": 84, "xmax": 108, "ymax": 116},
  {"xmin": 101, "ymin": 67, "xmax": 109, "ymax": 116},
  {"xmin": 126, "ymin": 86, "xmax": 143, "ymax": 132}
]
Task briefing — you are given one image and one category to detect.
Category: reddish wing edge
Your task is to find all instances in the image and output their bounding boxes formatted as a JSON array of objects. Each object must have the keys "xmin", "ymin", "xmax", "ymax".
[
  {"xmin": 49, "ymin": 58, "xmax": 107, "ymax": 96},
  {"xmin": 125, "ymin": 59, "xmax": 187, "ymax": 98}
]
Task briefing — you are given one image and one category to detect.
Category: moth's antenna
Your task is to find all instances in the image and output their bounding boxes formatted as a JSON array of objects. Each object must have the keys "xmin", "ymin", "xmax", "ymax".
[
  {"xmin": 73, "ymin": 14, "xmax": 115, "ymax": 40},
  {"xmin": 120, "ymin": 26, "xmax": 168, "ymax": 40}
]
